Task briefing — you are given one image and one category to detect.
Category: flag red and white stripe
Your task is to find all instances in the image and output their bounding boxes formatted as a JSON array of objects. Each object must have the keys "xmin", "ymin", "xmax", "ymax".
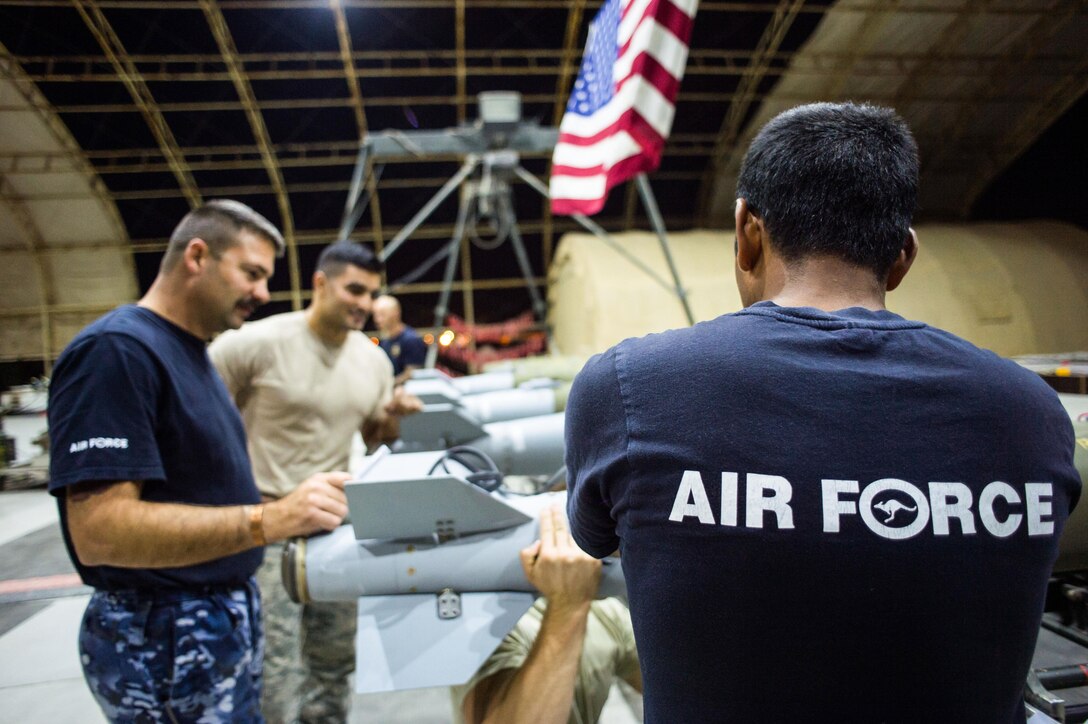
[{"xmin": 549, "ymin": 0, "xmax": 698, "ymax": 216}]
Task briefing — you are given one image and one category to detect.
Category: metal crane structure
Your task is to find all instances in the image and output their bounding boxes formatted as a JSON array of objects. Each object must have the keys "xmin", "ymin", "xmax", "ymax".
[{"xmin": 337, "ymin": 91, "xmax": 695, "ymax": 367}]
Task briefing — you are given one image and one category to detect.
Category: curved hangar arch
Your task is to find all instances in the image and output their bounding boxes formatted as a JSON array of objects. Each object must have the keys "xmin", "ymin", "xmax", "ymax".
[{"xmin": 0, "ymin": 41, "xmax": 137, "ymax": 373}]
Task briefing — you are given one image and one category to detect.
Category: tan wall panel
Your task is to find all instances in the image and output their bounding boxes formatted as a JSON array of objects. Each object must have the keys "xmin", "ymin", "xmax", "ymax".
[
  {"xmin": 49, "ymin": 247, "xmax": 138, "ymax": 306},
  {"xmin": 0, "ymin": 253, "xmax": 43, "ymax": 308},
  {"xmin": 5, "ymin": 171, "xmax": 102, "ymax": 197},
  {"xmin": 892, "ymin": 222, "xmax": 1088, "ymax": 356},
  {"xmin": 0, "ymin": 315, "xmax": 42, "ymax": 360},
  {"xmin": 549, "ymin": 230, "xmax": 738, "ymax": 357},
  {"xmin": 0, "ymin": 107, "xmax": 59, "ymax": 151},
  {"xmin": 0, "ymin": 205, "xmax": 33, "ymax": 250},
  {"xmin": 31, "ymin": 199, "xmax": 119, "ymax": 246},
  {"xmin": 549, "ymin": 221, "xmax": 1088, "ymax": 359}
]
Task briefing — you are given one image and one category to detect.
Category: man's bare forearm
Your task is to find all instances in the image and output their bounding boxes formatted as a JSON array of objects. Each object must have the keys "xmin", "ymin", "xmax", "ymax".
[
  {"xmin": 67, "ymin": 482, "xmax": 256, "ymax": 568},
  {"xmin": 66, "ymin": 473, "xmax": 348, "ymax": 569},
  {"xmin": 471, "ymin": 601, "xmax": 591, "ymax": 724}
]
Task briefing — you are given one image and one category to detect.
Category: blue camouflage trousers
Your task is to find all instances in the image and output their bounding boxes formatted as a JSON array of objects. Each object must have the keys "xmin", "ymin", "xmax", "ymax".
[{"xmin": 79, "ymin": 580, "xmax": 264, "ymax": 723}]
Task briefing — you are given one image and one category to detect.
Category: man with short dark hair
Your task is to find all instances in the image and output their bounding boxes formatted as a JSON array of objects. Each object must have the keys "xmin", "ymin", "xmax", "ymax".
[
  {"xmin": 210, "ymin": 239, "xmax": 420, "ymax": 723},
  {"xmin": 373, "ymin": 294, "xmax": 428, "ymax": 385},
  {"xmin": 564, "ymin": 103, "xmax": 1081, "ymax": 722},
  {"xmin": 48, "ymin": 199, "xmax": 352, "ymax": 722}
]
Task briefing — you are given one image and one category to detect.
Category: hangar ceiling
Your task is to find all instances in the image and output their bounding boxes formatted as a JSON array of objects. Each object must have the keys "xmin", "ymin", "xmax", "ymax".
[{"xmin": 0, "ymin": 0, "xmax": 1085, "ymax": 372}]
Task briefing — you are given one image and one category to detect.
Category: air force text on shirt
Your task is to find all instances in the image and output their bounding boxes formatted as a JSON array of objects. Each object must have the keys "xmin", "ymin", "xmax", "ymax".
[
  {"xmin": 670, "ymin": 470, "xmax": 1057, "ymax": 540},
  {"xmin": 68, "ymin": 437, "xmax": 129, "ymax": 454}
]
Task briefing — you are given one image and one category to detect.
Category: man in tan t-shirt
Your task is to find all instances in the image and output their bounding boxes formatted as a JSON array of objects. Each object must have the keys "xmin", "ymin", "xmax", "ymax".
[
  {"xmin": 211, "ymin": 240, "xmax": 420, "ymax": 724},
  {"xmin": 453, "ymin": 506, "xmax": 642, "ymax": 724}
]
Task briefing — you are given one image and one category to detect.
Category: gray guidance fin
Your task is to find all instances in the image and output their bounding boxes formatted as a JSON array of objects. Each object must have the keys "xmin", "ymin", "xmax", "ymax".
[
  {"xmin": 355, "ymin": 591, "xmax": 535, "ymax": 693},
  {"xmin": 346, "ymin": 474, "xmax": 531, "ymax": 541}
]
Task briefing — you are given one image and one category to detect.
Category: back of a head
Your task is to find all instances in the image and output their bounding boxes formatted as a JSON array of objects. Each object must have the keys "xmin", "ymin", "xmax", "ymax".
[
  {"xmin": 162, "ymin": 199, "xmax": 285, "ymax": 272},
  {"xmin": 373, "ymin": 294, "xmax": 401, "ymax": 316},
  {"xmin": 315, "ymin": 240, "xmax": 384, "ymax": 279},
  {"xmin": 735, "ymin": 102, "xmax": 919, "ymax": 279}
]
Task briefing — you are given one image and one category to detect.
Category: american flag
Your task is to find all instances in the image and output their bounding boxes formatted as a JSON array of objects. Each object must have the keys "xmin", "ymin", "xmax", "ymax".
[{"xmin": 549, "ymin": 0, "xmax": 698, "ymax": 216}]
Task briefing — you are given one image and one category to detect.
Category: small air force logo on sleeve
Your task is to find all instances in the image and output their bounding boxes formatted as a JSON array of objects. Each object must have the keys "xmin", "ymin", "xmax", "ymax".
[{"xmin": 69, "ymin": 437, "xmax": 129, "ymax": 453}]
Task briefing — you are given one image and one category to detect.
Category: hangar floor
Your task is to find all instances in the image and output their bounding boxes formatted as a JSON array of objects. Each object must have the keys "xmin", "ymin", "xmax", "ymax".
[{"xmin": 0, "ymin": 489, "xmax": 642, "ymax": 723}]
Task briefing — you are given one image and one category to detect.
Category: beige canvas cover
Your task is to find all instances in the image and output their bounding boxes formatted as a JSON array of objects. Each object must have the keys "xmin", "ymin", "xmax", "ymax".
[
  {"xmin": 0, "ymin": 53, "xmax": 137, "ymax": 368},
  {"xmin": 548, "ymin": 221, "xmax": 1088, "ymax": 359}
]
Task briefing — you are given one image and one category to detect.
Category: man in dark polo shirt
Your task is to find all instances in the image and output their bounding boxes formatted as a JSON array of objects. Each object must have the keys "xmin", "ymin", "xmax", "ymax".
[
  {"xmin": 48, "ymin": 200, "xmax": 351, "ymax": 722},
  {"xmin": 565, "ymin": 103, "xmax": 1081, "ymax": 723},
  {"xmin": 373, "ymin": 293, "xmax": 428, "ymax": 385}
]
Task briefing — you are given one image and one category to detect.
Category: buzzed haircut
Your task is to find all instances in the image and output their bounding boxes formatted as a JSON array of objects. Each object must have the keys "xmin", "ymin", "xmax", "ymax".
[
  {"xmin": 374, "ymin": 294, "xmax": 400, "ymax": 312},
  {"xmin": 315, "ymin": 240, "xmax": 384, "ymax": 279},
  {"xmin": 161, "ymin": 199, "xmax": 286, "ymax": 272},
  {"xmin": 735, "ymin": 102, "xmax": 919, "ymax": 279}
]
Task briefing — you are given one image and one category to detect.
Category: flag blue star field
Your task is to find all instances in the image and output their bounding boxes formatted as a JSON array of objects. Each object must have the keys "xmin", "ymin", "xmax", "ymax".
[{"xmin": 550, "ymin": 0, "xmax": 698, "ymax": 216}]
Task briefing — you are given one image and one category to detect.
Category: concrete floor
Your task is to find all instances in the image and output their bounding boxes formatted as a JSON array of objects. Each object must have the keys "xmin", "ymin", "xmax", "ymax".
[{"xmin": 0, "ymin": 488, "xmax": 642, "ymax": 724}]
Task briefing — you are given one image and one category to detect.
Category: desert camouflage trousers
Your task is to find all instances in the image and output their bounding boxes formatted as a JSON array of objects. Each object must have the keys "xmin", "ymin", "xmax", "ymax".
[
  {"xmin": 258, "ymin": 542, "xmax": 356, "ymax": 724},
  {"xmin": 79, "ymin": 579, "xmax": 264, "ymax": 723}
]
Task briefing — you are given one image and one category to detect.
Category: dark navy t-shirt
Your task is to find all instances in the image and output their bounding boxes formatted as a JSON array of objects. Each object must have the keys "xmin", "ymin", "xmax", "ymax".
[
  {"xmin": 48, "ymin": 305, "xmax": 262, "ymax": 590},
  {"xmin": 379, "ymin": 327, "xmax": 427, "ymax": 377},
  {"xmin": 566, "ymin": 302, "xmax": 1080, "ymax": 724}
]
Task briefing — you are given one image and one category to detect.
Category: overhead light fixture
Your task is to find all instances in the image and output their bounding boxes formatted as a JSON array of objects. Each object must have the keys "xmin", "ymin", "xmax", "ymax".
[
  {"xmin": 477, "ymin": 91, "xmax": 522, "ymax": 147},
  {"xmin": 477, "ymin": 91, "xmax": 521, "ymax": 125}
]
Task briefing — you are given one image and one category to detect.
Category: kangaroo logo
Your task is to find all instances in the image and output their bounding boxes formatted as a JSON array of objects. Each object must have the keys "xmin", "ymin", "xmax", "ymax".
[{"xmin": 873, "ymin": 499, "xmax": 917, "ymax": 524}]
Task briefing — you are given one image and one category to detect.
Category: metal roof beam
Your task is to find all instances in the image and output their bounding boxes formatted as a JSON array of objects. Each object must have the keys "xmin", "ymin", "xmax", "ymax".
[
  {"xmin": 543, "ymin": 0, "xmax": 586, "ymax": 270},
  {"xmin": 72, "ymin": 0, "xmax": 202, "ymax": 208},
  {"xmin": 16, "ymin": 48, "xmax": 571, "ymax": 65},
  {"xmin": 0, "ymin": 132, "xmax": 709, "ymax": 174},
  {"xmin": 332, "ymin": 3, "xmax": 368, "ymax": 139},
  {"xmin": 919, "ymin": 0, "xmax": 1085, "ymax": 214},
  {"xmin": 23, "ymin": 86, "xmax": 1059, "ymax": 116},
  {"xmin": 551, "ymin": 0, "xmax": 586, "ymax": 127},
  {"xmin": 18, "ymin": 51, "xmax": 1083, "ymax": 83},
  {"xmin": 809, "ymin": 0, "xmax": 907, "ymax": 101},
  {"xmin": 0, "ymin": 0, "xmax": 1059, "ymax": 13},
  {"xmin": 0, "ymin": 213, "xmax": 694, "ymax": 260},
  {"xmin": 695, "ymin": 0, "xmax": 814, "ymax": 222},
  {"xmin": 328, "ymin": 2, "xmax": 367, "ymax": 137},
  {"xmin": 18, "ymin": 47, "xmax": 1083, "ymax": 69},
  {"xmin": 1, "ymin": 132, "xmax": 714, "ymax": 174},
  {"xmin": 891, "ymin": 0, "xmax": 990, "ymax": 110},
  {"xmin": 455, "ymin": 0, "xmax": 467, "ymax": 124},
  {"xmin": 200, "ymin": 0, "xmax": 302, "ymax": 309},
  {"xmin": 6, "ymin": 169, "xmax": 704, "ymax": 202},
  {"xmin": 958, "ymin": 59, "xmax": 1088, "ymax": 215},
  {"xmin": 331, "ymin": 0, "xmax": 384, "ymax": 251}
]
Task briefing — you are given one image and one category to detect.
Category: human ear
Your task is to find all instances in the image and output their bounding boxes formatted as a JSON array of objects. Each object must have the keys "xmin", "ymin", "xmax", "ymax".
[
  {"xmin": 885, "ymin": 227, "xmax": 919, "ymax": 292},
  {"xmin": 734, "ymin": 198, "xmax": 764, "ymax": 273},
  {"xmin": 183, "ymin": 238, "xmax": 210, "ymax": 273}
]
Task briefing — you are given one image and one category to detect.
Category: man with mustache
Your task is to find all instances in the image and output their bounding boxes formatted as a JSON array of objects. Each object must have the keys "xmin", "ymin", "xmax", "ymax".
[
  {"xmin": 48, "ymin": 199, "xmax": 351, "ymax": 722},
  {"xmin": 210, "ymin": 239, "xmax": 421, "ymax": 723}
]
